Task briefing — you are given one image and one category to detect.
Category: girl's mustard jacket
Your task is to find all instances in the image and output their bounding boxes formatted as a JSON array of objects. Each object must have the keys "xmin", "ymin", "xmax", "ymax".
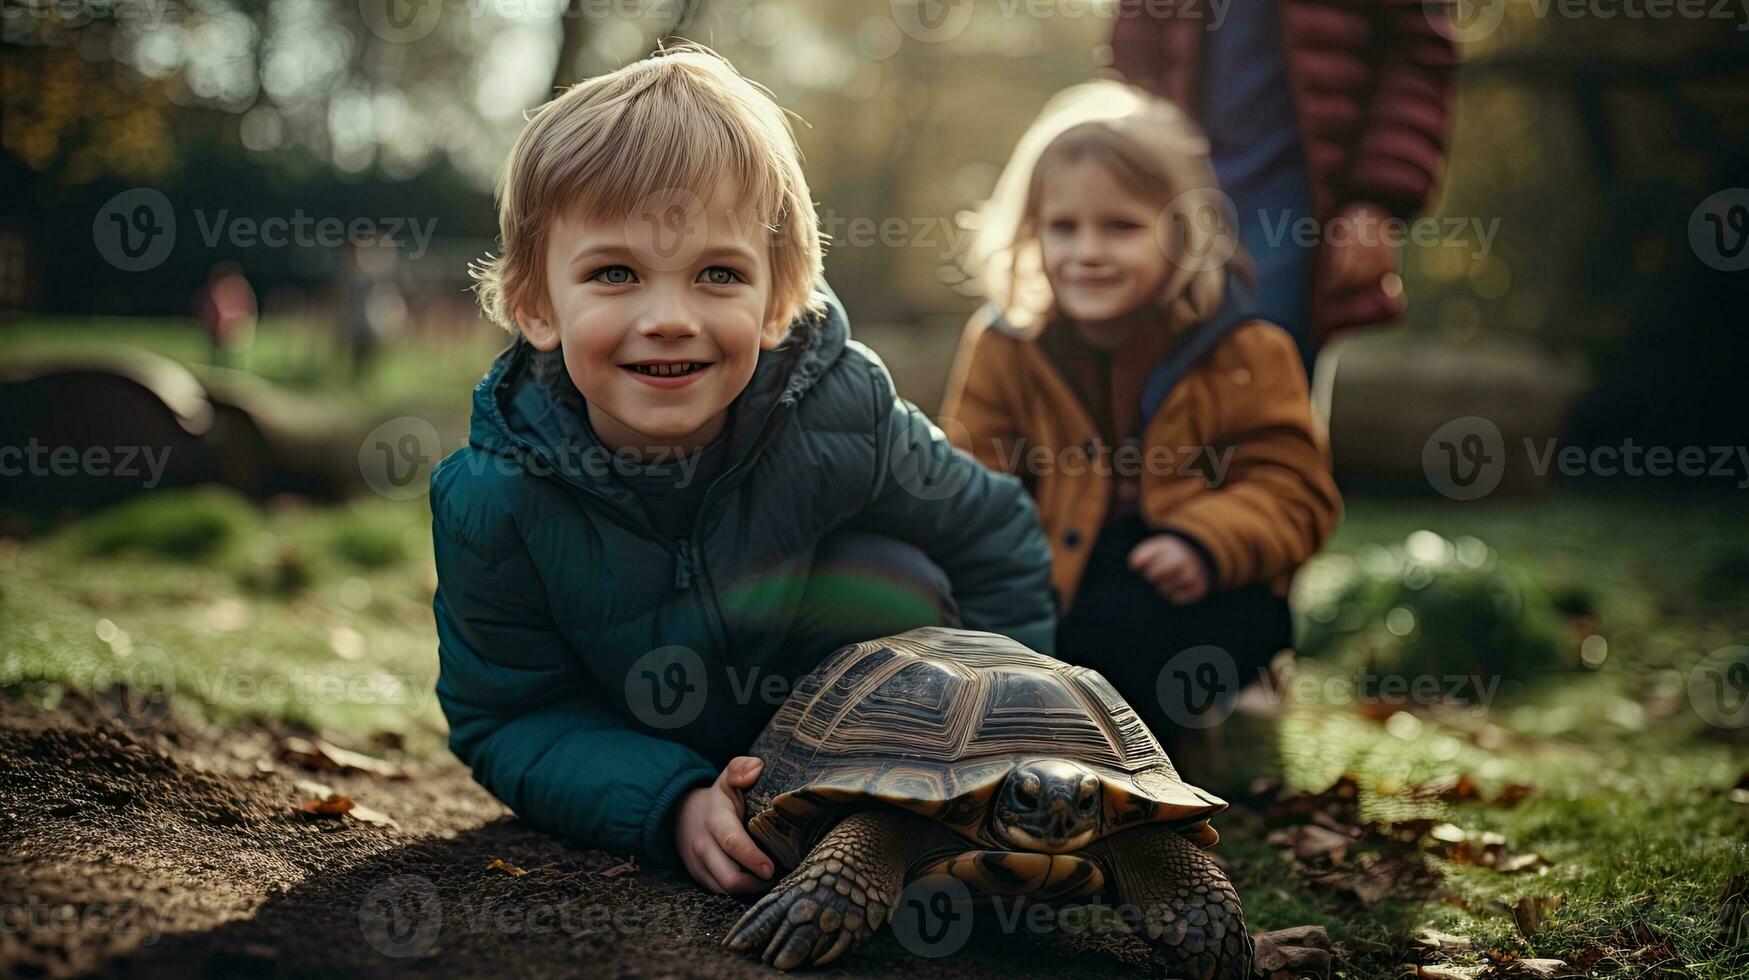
[{"xmin": 941, "ymin": 305, "xmax": 1342, "ymax": 611}]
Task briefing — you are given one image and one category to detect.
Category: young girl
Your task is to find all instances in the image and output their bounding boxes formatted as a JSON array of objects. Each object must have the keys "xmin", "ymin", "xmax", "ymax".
[{"xmin": 942, "ymin": 82, "xmax": 1341, "ymax": 774}]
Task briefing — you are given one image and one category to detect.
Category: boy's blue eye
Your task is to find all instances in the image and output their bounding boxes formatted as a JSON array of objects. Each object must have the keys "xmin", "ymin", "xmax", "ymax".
[
  {"xmin": 590, "ymin": 266, "xmax": 636, "ymax": 285},
  {"xmin": 700, "ymin": 266, "xmax": 742, "ymax": 286}
]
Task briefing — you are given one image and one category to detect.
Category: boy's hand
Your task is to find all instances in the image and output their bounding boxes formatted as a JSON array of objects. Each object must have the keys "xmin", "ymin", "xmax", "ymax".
[
  {"xmin": 674, "ymin": 756, "xmax": 775, "ymax": 895},
  {"xmin": 1129, "ymin": 534, "xmax": 1211, "ymax": 605}
]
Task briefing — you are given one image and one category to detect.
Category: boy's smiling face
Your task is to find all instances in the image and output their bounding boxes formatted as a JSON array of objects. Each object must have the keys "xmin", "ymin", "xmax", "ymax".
[{"xmin": 516, "ymin": 183, "xmax": 787, "ymax": 457}]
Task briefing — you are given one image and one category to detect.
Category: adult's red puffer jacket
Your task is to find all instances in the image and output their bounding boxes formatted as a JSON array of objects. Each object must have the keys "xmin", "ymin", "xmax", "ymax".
[{"xmin": 1111, "ymin": 0, "xmax": 1458, "ymax": 340}]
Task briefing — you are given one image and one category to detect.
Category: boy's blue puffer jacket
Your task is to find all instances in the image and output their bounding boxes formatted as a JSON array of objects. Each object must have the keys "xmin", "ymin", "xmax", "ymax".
[{"xmin": 431, "ymin": 284, "xmax": 1055, "ymax": 865}]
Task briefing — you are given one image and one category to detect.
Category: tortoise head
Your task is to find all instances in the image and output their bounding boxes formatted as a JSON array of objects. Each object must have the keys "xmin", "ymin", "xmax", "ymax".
[{"xmin": 990, "ymin": 759, "xmax": 1103, "ymax": 853}]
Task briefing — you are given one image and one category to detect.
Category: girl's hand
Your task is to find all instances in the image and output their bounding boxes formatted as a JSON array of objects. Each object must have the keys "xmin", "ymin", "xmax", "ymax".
[
  {"xmin": 673, "ymin": 755, "xmax": 775, "ymax": 895},
  {"xmin": 1128, "ymin": 534, "xmax": 1211, "ymax": 605}
]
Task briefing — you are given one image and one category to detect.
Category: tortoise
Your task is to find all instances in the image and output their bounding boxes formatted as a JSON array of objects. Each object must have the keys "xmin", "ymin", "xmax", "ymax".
[{"xmin": 723, "ymin": 627, "xmax": 1254, "ymax": 978}]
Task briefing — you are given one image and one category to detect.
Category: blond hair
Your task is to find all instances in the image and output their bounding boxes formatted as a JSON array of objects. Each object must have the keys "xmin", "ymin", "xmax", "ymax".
[
  {"xmin": 966, "ymin": 81, "xmax": 1244, "ymax": 333},
  {"xmin": 472, "ymin": 44, "xmax": 823, "ymax": 333}
]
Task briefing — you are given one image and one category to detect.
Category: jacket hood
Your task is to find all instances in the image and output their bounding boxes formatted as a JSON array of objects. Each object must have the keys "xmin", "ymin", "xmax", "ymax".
[{"xmin": 465, "ymin": 283, "xmax": 849, "ymax": 496}]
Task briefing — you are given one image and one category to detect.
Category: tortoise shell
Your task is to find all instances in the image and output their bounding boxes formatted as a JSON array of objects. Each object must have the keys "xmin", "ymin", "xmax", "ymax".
[{"xmin": 744, "ymin": 628, "xmax": 1226, "ymax": 876}]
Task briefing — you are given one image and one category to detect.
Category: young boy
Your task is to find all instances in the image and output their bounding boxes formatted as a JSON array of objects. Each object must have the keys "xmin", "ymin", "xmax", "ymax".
[{"xmin": 434, "ymin": 46, "xmax": 1054, "ymax": 895}]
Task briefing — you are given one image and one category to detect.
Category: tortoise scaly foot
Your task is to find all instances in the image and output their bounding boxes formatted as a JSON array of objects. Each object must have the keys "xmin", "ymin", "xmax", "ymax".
[
  {"xmin": 1092, "ymin": 826, "xmax": 1252, "ymax": 980},
  {"xmin": 723, "ymin": 810, "xmax": 910, "ymax": 970}
]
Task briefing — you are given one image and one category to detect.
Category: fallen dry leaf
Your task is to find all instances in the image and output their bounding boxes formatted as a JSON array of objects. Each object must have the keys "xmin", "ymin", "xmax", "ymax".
[
  {"xmin": 598, "ymin": 859, "xmax": 638, "ymax": 878},
  {"xmin": 348, "ymin": 803, "xmax": 397, "ymax": 829},
  {"xmin": 1250, "ymin": 924, "xmax": 1333, "ymax": 979},
  {"xmin": 1415, "ymin": 929, "xmax": 1475, "ymax": 955},
  {"xmin": 1493, "ymin": 783, "xmax": 1536, "ymax": 808},
  {"xmin": 298, "ymin": 793, "xmax": 354, "ymax": 818},
  {"xmin": 276, "ymin": 736, "xmax": 405, "ymax": 780},
  {"xmin": 1267, "ymin": 824, "xmax": 1354, "ymax": 864},
  {"xmin": 1416, "ymin": 773, "xmax": 1481, "ymax": 803},
  {"xmin": 487, "ymin": 858, "xmax": 528, "ymax": 877},
  {"xmin": 1511, "ymin": 894, "xmax": 1564, "ymax": 938},
  {"xmin": 1493, "ymin": 957, "xmax": 1570, "ymax": 978},
  {"xmin": 1414, "ymin": 967, "xmax": 1481, "ymax": 980},
  {"xmin": 1430, "ymin": 824, "xmax": 1547, "ymax": 874}
]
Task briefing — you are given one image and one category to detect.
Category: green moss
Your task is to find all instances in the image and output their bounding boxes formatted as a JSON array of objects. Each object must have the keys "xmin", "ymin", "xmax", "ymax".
[{"xmin": 76, "ymin": 487, "xmax": 259, "ymax": 561}]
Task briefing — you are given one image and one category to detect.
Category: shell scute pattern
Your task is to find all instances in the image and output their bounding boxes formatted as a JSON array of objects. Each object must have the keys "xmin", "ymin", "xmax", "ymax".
[{"xmin": 745, "ymin": 628, "xmax": 1226, "ymax": 872}]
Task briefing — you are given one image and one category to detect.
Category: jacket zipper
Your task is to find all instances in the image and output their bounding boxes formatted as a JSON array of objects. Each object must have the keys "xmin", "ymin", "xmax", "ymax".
[{"xmin": 673, "ymin": 539, "xmax": 695, "ymax": 590}]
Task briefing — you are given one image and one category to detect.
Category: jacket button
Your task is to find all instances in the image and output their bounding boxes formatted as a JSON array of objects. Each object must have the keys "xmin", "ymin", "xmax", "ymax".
[{"xmin": 1063, "ymin": 530, "xmax": 1082, "ymax": 548}]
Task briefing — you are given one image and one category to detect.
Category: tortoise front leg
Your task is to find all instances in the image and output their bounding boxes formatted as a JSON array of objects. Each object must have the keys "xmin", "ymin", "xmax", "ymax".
[
  {"xmin": 723, "ymin": 809, "xmax": 929, "ymax": 969},
  {"xmin": 1088, "ymin": 826, "xmax": 1253, "ymax": 980}
]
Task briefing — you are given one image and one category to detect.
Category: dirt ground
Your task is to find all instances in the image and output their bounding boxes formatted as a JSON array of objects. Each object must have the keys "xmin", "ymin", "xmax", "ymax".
[{"xmin": 0, "ymin": 696, "xmax": 1190, "ymax": 979}]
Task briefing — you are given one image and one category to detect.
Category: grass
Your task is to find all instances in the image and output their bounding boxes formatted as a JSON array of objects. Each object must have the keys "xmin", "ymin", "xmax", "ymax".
[
  {"xmin": 0, "ymin": 315, "xmax": 504, "ymax": 414},
  {"xmin": 0, "ymin": 486, "xmax": 1744, "ymax": 975},
  {"xmin": 0, "ymin": 490, "xmax": 447, "ymax": 752},
  {"xmin": 1226, "ymin": 495, "xmax": 1749, "ymax": 977}
]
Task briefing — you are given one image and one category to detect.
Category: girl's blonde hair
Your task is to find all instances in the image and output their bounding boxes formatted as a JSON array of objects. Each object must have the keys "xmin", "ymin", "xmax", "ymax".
[
  {"xmin": 471, "ymin": 44, "xmax": 823, "ymax": 333},
  {"xmin": 966, "ymin": 81, "xmax": 1242, "ymax": 333}
]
